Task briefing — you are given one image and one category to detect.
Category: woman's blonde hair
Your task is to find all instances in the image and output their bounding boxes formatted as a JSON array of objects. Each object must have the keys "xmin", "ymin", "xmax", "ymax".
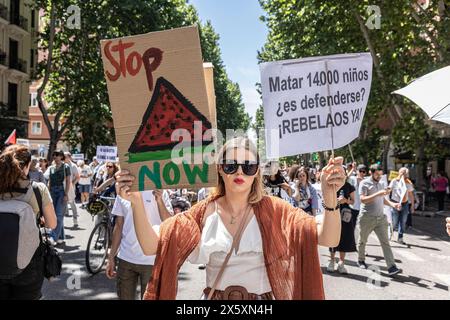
[{"xmin": 212, "ymin": 137, "xmax": 265, "ymax": 204}]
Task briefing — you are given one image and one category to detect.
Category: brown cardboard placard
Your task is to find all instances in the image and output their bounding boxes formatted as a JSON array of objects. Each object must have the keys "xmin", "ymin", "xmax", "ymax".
[
  {"xmin": 100, "ymin": 26, "xmax": 217, "ymax": 191},
  {"xmin": 203, "ymin": 62, "xmax": 217, "ymax": 129}
]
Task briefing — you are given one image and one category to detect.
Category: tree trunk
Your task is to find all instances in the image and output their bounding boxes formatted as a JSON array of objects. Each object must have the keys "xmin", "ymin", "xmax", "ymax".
[
  {"xmin": 318, "ymin": 151, "xmax": 325, "ymax": 168},
  {"xmin": 415, "ymin": 144, "xmax": 426, "ymax": 192},
  {"xmin": 47, "ymin": 129, "xmax": 58, "ymax": 162},
  {"xmin": 382, "ymin": 136, "xmax": 391, "ymax": 173}
]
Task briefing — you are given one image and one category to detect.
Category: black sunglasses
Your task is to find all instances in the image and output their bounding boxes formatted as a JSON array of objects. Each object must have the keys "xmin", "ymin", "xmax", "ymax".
[
  {"xmin": 359, "ymin": 170, "xmax": 366, "ymax": 173},
  {"xmin": 221, "ymin": 160, "xmax": 259, "ymax": 176}
]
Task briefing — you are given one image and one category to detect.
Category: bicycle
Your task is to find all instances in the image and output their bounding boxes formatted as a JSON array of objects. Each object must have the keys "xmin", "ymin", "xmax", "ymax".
[{"xmin": 85, "ymin": 194, "xmax": 116, "ymax": 274}]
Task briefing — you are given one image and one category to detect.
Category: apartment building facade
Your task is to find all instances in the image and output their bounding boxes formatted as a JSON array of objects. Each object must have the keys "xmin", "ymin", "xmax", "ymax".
[{"xmin": 0, "ymin": 0, "xmax": 38, "ymax": 144}]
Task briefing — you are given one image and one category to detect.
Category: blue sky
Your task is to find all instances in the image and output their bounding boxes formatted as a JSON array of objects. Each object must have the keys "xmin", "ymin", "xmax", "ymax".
[{"xmin": 189, "ymin": 0, "xmax": 268, "ymax": 121}]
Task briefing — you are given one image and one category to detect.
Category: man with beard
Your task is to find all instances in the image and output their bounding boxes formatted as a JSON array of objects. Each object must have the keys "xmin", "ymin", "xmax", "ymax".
[{"xmin": 357, "ymin": 164, "xmax": 403, "ymax": 276}]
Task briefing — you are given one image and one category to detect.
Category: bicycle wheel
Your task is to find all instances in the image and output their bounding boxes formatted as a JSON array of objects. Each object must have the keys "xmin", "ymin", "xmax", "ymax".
[{"xmin": 85, "ymin": 222, "xmax": 110, "ymax": 274}]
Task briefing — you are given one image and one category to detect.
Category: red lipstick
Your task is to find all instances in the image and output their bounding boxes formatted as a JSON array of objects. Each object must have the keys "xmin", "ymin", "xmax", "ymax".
[{"xmin": 233, "ymin": 177, "xmax": 245, "ymax": 185}]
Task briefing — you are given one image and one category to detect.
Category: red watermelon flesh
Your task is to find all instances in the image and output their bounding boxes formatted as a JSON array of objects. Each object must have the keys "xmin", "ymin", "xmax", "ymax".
[{"xmin": 129, "ymin": 77, "xmax": 212, "ymax": 153}]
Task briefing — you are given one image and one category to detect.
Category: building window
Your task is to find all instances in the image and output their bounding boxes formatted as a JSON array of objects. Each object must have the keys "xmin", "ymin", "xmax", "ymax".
[
  {"xmin": 30, "ymin": 92, "xmax": 37, "ymax": 107},
  {"xmin": 31, "ymin": 121, "xmax": 42, "ymax": 135},
  {"xmin": 31, "ymin": 9, "xmax": 35, "ymax": 29},
  {"xmin": 30, "ymin": 49, "xmax": 34, "ymax": 68}
]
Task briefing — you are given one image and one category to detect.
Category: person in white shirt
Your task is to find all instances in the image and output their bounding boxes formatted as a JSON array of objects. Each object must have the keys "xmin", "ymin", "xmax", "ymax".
[
  {"xmin": 77, "ymin": 160, "xmax": 93, "ymax": 208},
  {"xmin": 105, "ymin": 189, "xmax": 173, "ymax": 300}
]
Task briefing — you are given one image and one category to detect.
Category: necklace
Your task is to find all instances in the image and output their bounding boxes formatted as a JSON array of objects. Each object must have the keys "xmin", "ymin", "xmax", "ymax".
[{"xmin": 224, "ymin": 200, "xmax": 250, "ymax": 225}]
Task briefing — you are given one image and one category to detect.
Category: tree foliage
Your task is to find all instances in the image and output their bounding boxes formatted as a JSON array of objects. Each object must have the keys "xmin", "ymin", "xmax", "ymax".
[
  {"xmin": 257, "ymin": 0, "xmax": 450, "ymax": 168},
  {"xmin": 35, "ymin": 0, "xmax": 249, "ymax": 159}
]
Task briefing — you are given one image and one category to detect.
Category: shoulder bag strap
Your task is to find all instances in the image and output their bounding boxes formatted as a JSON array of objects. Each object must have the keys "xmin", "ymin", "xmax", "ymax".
[
  {"xmin": 207, "ymin": 205, "xmax": 253, "ymax": 300},
  {"xmin": 31, "ymin": 182, "xmax": 46, "ymax": 243}
]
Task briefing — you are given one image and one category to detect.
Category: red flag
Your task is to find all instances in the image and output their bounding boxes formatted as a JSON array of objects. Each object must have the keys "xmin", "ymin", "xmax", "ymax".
[{"xmin": 5, "ymin": 129, "xmax": 16, "ymax": 145}]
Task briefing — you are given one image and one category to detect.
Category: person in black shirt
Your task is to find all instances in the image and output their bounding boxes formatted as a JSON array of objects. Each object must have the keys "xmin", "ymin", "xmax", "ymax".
[{"xmin": 327, "ymin": 178, "xmax": 356, "ymax": 274}]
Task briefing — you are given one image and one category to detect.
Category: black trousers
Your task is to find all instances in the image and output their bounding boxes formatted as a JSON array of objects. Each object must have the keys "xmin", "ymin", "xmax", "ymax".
[
  {"xmin": 436, "ymin": 191, "xmax": 446, "ymax": 211},
  {"xmin": 0, "ymin": 248, "xmax": 44, "ymax": 300}
]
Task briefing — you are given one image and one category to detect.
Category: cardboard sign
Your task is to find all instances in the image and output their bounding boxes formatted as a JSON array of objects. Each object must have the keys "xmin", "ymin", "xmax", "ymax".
[
  {"xmin": 260, "ymin": 53, "xmax": 373, "ymax": 158},
  {"xmin": 389, "ymin": 171, "xmax": 399, "ymax": 181},
  {"xmin": 96, "ymin": 146, "xmax": 118, "ymax": 162},
  {"xmin": 101, "ymin": 26, "xmax": 217, "ymax": 191}
]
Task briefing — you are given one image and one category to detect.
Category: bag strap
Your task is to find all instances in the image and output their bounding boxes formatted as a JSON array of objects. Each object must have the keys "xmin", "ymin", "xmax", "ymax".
[
  {"xmin": 207, "ymin": 204, "xmax": 253, "ymax": 300},
  {"xmin": 32, "ymin": 182, "xmax": 43, "ymax": 219},
  {"xmin": 31, "ymin": 182, "xmax": 47, "ymax": 244}
]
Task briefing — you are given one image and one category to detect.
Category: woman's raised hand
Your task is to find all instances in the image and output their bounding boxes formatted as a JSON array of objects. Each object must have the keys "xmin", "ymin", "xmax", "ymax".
[
  {"xmin": 320, "ymin": 157, "xmax": 346, "ymax": 208},
  {"xmin": 115, "ymin": 169, "xmax": 140, "ymax": 202}
]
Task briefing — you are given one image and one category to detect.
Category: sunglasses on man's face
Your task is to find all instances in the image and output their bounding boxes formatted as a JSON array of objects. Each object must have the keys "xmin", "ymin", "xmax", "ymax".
[
  {"xmin": 221, "ymin": 160, "xmax": 259, "ymax": 176},
  {"xmin": 359, "ymin": 170, "xmax": 366, "ymax": 174},
  {"xmin": 52, "ymin": 153, "xmax": 61, "ymax": 158}
]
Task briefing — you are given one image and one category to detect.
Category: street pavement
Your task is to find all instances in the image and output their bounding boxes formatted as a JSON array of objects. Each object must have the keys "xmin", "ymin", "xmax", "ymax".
[{"xmin": 42, "ymin": 204, "xmax": 450, "ymax": 300}]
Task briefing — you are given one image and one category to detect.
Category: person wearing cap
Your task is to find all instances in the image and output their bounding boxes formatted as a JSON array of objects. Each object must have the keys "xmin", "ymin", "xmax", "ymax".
[
  {"xmin": 44, "ymin": 150, "xmax": 71, "ymax": 245},
  {"xmin": 357, "ymin": 164, "xmax": 402, "ymax": 276},
  {"xmin": 64, "ymin": 152, "xmax": 80, "ymax": 228}
]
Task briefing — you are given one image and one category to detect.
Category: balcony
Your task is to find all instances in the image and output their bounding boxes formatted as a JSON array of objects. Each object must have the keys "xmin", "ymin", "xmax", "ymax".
[
  {"xmin": 10, "ymin": 15, "xmax": 27, "ymax": 31},
  {"xmin": 9, "ymin": 57, "xmax": 27, "ymax": 74},
  {"xmin": 0, "ymin": 4, "xmax": 8, "ymax": 23},
  {"xmin": 0, "ymin": 102, "xmax": 18, "ymax": 118},
  {"xmin": 0, "ymin": 50, "xmax": 7, "ymax": 68}
]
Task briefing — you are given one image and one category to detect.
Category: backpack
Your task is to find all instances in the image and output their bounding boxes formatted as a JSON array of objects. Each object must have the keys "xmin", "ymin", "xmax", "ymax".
[{"xmin": 0, "ymin": 183, "xmax": 41, "ymax": 279}]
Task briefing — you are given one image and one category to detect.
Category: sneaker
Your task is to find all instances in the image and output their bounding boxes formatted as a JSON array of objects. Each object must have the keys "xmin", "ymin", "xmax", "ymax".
[
  {"xmin": 56, "ymin": 240, "xmax": 64, "ymax": 245},
  {"xmin": 48, "ymin": 238, "xmax": 57, "ymax": 246},
  {"xmin": 73, "ymin": 219, "xmax": 79, "ymax": 228},
  {"xmin": 337, "ymin": 261, "xmax": 348, "ymax": 274},
  {"xmin": 198, "ymin": 264, "xmax": 206, "ymax": 270},
  {"xmin": 397, "ymin": 238, "xmax": 406, "ymax": 245},
  {"xmin": 357, "ymin": 261, "xmax": 368, "ymax": 269},
  {"xmin": 388, "ymin": 266, "xmax": 402, "ymax": 276},
  {"xmin": 326, "ymin": 260, "xmax": 335, "ymax": 273}
]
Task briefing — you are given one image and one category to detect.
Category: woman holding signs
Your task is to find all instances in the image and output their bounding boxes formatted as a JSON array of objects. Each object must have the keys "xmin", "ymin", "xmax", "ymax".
[{"xmin": 115, "ymin": 137, "xmax": 346, "ymax": 300}]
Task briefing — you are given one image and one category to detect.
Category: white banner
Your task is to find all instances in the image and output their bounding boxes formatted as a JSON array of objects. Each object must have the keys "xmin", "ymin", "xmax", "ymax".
[
  {"xmin": 96, "ymin": 146, "xmax": 118, "ymax": 162},
  {"xmin": 260, "ymin": 53, "xmax": 373, "ymax": 158},
  {"xmin": 72, "ymin": 153, "xmax": 85, "ymax": 161}
]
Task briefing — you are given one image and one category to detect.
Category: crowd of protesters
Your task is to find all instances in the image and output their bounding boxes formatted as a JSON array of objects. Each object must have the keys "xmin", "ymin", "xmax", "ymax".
[{"xmin": 1, "ymin": 142, "xmax": 450, "ymax": 300}]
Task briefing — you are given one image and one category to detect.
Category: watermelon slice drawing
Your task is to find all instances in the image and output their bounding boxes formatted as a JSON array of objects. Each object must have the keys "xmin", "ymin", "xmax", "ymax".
[{"xmin": 127, "ymin": 76, "xmax": 212, "ymax": 163}]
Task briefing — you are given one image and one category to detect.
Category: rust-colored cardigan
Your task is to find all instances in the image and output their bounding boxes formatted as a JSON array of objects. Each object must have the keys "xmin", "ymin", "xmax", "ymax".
[{"xmin": 143, "ymin": 195, "xmax": 325, "ymax": 300}]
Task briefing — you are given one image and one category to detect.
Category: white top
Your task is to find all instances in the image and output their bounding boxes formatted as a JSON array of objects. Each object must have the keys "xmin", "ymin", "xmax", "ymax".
[
  {"xmin": 112, "ymin": 190, "xmax": 173, "ymax": 265},
  {"xmin": 187, "ymin": 202, "xmax": 272, "ymax": 294},
  {"xmin": 78, "ymin": 166, "xmax": 92, "ymax": 185},
  {"xmin": 348, "ymin": 176, "xmax": 361, "ymax": 211}
]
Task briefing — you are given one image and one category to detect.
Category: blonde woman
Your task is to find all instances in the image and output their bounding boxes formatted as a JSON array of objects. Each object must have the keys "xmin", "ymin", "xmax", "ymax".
[{"xmin": 115, "ymin": 137, "xmax": 345, "ymax": 300}]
